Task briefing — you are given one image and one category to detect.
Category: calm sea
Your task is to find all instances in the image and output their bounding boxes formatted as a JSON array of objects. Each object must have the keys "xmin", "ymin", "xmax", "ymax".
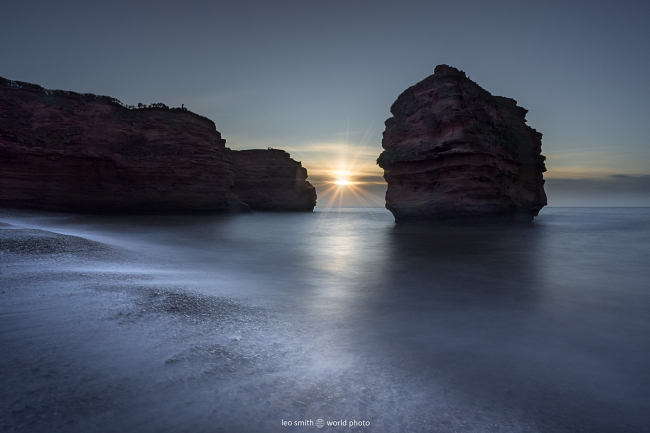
[{"xmin": 1, "ymin": 207, "xmax": 649, "ymax": 432}]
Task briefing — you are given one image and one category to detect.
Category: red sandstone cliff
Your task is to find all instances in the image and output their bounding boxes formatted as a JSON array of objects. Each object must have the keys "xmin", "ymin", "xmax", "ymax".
[
  {"xmin": 229, "ymin": 149, "xmax": 316, "ymax": 211},
  {"xmin": 377, "ymin": 65, "xmax": 546, "ymax": 221},
  {"xmin": 0, "ymin": 77, "xmax": 316, "ymax": 212}
]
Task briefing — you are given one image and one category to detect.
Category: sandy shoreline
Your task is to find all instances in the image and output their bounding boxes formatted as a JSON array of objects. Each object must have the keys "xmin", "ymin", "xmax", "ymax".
[
  {"xmin": 0, "ymin": 220, "xmax": 391, "ymax": 433},
  {"xmin": 0, "ymin": 223, "xmax": 281, "ymax": 433}
]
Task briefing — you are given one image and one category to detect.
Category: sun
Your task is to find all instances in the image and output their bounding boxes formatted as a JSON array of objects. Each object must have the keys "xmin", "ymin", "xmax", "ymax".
[
  {"xmin": 311, "ymin": 140, "xmax": 386, "ymax": 209},
  {"xmin": 333, "ymin": 170, "xmax": 352, "ymax": 187}
]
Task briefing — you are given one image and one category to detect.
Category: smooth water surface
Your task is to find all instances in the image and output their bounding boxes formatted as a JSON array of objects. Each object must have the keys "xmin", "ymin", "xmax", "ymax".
[{"xmin": 1, "ymin": 207, "xmax": 649, "ymax": 432}]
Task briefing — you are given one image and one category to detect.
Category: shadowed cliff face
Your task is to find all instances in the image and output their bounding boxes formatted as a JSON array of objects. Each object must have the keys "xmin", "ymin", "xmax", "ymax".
[
  {"xmin": 377, "ymin": 65, "xmax": 547, "ymax": 222},
  {"xmin": 229, "ymin": 149, "xmax": 316, "ymax": 211},
  {"xmin": 0, "ymin": 77, "xmax": 234, "ymax": 212},
  {"xmin": 0, "ymin": 77, "xmax": 316, "ymax": 213}
]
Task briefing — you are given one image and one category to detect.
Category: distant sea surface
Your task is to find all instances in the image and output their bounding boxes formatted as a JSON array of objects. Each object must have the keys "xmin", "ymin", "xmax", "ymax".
[{"xmin": 1, "ymin": 207, "xmax": 649, "ymax": 433}]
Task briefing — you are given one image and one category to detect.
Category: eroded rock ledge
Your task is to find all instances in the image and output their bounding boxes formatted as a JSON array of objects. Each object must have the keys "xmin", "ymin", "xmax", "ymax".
[
  {"xmin": 0, "ymin": 77, "xmax": 316, "ymax": 212},
  {"xmin": 229, "ymin": 149, "xmax": 316, "ymax": 211},
  {"xmin": 377, "ymin": 65, "xmax": 546, "ymax": 222}
]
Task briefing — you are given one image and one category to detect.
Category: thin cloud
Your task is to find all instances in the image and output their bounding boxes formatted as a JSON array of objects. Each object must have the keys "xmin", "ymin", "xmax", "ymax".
[{"xmin": 545, "ymin": 174, "xmax": 650, "ymax": 206}]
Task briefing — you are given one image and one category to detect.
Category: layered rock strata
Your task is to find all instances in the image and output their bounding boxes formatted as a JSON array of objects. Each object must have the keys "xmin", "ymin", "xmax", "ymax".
[
  {"xmin": 0, "ymin": 77, "xmax": 315, "ymax": 212},
  {"xmin": 229, "ymin": 149, "xmax": 316, "ymax": 211},
  {"xmin": 377, "ymin": 65, "xmax": 546, "ymax": 222}
]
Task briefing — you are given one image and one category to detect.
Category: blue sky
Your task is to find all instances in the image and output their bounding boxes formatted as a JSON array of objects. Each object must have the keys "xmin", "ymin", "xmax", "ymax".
[{"xmin": 2, "ymin": 0, "xmax": 649, "ymax": 205}]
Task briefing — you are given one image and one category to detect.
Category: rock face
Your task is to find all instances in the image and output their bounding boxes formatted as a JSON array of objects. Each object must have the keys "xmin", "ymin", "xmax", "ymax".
[
  {"xmin": 229, "ymin": 149, "xmax": 316, "ymax": 211},
  {"xmin": 377, "ymin": 65, "xmax": 546, "ymax": 222},
  {"xmin": 0, "ymin": 76, "xmax": 316, "ymax": 212}
]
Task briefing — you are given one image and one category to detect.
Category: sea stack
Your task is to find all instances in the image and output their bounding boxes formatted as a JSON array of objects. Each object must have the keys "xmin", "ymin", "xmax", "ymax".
[
  {"xmin": 0, "ymin": 76, "xmax": 316, "ymax": 213},
  {"xmin": 377, "ymin": 65, "xmax": 546, "ymax": 222}
]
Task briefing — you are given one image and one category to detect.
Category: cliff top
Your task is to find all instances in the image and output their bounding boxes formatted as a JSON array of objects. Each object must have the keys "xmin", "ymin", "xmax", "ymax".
[
  {"xmin": 0, "ymin": 75, "xmax": 216, "ymax": 127},
  {"xmin": 433, "ymin": 64, "xmax": 467, "ymax": 77}
]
